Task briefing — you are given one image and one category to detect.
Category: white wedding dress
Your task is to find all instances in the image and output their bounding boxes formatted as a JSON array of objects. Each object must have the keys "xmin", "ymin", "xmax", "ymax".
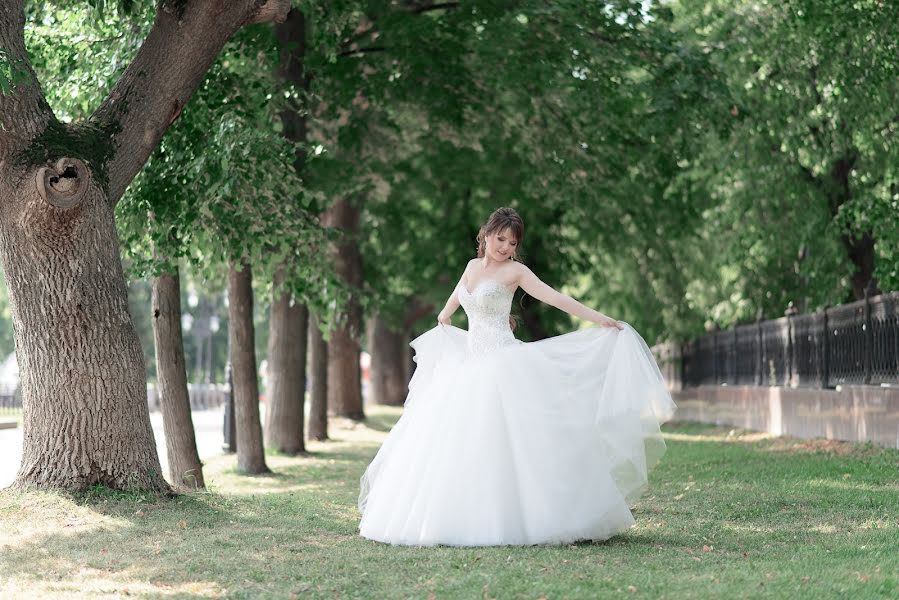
[{"xmin": 358, "ymin": 279, "xmax": 676, "ymax": 546}]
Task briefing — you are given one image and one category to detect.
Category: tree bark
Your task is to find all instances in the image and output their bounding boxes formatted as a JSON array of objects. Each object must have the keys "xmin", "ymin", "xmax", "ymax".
[
  {"xmin": 0, "ymin": 1, "xmax": 287, "ymax": 493},
  {"xmin": 307, "ymin": 314, "xmax": 329, "ymax": 441},
  {"xmin": 367, "ymin": 314, "xmax": 408, "ymax": 406},
  {"xmin": 152, "ymin": 269, "xmax": 205, "ymax": 490},
  {"xmin": 844, "ymin": 232, "xmax": 880, "ymax": 300},
  {"xmin": 265, "ymin": 269, "xmax": 308, "ymax": 454},
  {"xmin": 325, "ymin": 198, "xmax": 364, "ymax": 419},
  {"xmin": 4, "ymin": 176, "xmax": 168, "ymax": 491},
  {"xmin": 228, "ymin": 261, "xmax": 269, "ymax": 474}
]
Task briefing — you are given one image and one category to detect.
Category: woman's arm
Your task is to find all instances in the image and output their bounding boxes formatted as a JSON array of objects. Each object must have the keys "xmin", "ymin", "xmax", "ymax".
[
  {"xmin": 437, "ymin": 261, "xmax": 473, "ymax": 325},
  {"xmin": 515, "ymin": 263, "xmax": 622, "ymax": 329},
  {"xmin": 437, "ymin": 291, "xmax": 460, "ymax": 326}
]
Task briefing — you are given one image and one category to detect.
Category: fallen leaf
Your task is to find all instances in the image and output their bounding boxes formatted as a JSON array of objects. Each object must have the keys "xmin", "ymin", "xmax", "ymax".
[{"xmin": 702, "ymin": 545, "xmax": 713, "ymax": 552}]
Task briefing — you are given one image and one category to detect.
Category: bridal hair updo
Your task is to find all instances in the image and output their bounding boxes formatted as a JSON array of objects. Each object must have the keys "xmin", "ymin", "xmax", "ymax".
[{"xmin": 476, "ymin": 207, "xmax": 524, "ymax": 261}]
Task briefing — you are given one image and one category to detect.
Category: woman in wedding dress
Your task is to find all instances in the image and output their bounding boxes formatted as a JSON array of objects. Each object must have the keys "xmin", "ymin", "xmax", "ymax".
[{"xmin": 358, "ymin": 207, "xmax": 676, "ymax": 547}]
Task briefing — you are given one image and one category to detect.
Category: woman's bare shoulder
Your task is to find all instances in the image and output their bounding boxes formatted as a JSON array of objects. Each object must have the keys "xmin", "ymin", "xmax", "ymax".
[{"xmin": 509, "ymin": 261, "xmax": 534, "ymax": 279}]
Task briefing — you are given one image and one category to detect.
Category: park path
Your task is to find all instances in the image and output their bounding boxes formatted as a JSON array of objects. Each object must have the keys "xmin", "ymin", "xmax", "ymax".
[{"xmin": 0, "ymin": 408, "xmax": 227, "ymax": 488}]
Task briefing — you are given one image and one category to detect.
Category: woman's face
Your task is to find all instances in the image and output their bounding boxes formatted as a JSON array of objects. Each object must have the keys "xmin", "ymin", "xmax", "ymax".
[{"xmin": 485, "ymin": 227, "xmax": 517, "ymax": 262}]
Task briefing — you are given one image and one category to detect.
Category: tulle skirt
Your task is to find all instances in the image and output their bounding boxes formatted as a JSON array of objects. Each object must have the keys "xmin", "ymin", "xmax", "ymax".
[{"xmin": 358, "ymin": 323, "xmax": 676, "ymax": 547}]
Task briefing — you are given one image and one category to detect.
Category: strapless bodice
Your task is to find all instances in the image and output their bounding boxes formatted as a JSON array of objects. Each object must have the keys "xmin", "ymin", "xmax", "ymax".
[{"xmin": 457, "ymin": 279, "xmax": 517, "ymax": 355}]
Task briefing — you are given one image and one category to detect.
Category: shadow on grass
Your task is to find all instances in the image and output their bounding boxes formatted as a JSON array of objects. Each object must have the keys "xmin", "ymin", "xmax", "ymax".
[{"xmin": 357, "ymin": 410, "xmax": 400, "ymax": 433}]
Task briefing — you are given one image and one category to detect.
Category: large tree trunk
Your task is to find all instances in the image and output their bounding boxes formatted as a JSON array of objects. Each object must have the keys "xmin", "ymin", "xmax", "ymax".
[
  {"xmin": 0, "ymin": 1, "xmax": 288, "ymax": 493},
  {"xmin": 265, "ymin": 269, "xmax": 308, "ymax": 454},
  {"xmin": 325, "ymin": 198, "xmax": 364, "ymax": 419},
  {"xmin": 367, "ymin": 314, "xmax": 408, "ymax": 406},
  {"xmin": 228, "ymin": 261, "xmax": 269, "ymax": 474},
  {"xmin": 307, "ymin": 314, "xmax": 329, "ymax": 441},
  {"xmin": 3, "ymin": 176, "xmax": 169, "ymax": 492},
  {"xmin": 152, "ymin": 269, "xmax": 205, "ymax": 490}
]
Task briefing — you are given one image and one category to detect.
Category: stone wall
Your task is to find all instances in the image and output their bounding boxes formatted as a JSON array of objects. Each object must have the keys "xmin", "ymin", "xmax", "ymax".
[{"xmin": 671, "ymin": 384, "xmax": 899, "ymax": 449}]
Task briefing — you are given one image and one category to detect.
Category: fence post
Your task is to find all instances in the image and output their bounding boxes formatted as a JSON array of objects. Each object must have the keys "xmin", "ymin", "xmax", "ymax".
[
  {"xmin": 222, "ymin": 359, "xmax": 236, "ymax": 453},
  {"xmin": 785, "ymin": 302, "xmax": 797, "ymax": 387},
  {"xmin": 755, "ymin": 311, "xmax": 763, "ymax": 386},
  {"xmin": 732, "ymin": 327, "xmax": 738, "ymax": 384},
  {"xmin": 712, "ymin": 327, "xmax": 719, "ymax": 385},
  {"xmin": 863, "ymin": 286, "xmax": 873, "ymax": 385}
]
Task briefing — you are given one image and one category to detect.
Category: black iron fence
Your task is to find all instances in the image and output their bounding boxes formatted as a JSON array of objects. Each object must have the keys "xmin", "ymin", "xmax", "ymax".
[
  {"xmin": 0, "ymin": 383, "xmax": 225, "ymax": 417},
  {"xmin": 0, "ymin": 389, "xmax": 20, "ymax": 417},
  {"xmin": 654, "ymin": 291, "xmax": 899, "ymax": 389},
  {"xmin": 146, "ymin": 383, "xmax": 228, "ymax": 412}
]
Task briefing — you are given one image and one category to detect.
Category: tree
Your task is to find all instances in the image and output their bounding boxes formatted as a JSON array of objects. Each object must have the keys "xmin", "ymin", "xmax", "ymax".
[
  {"xmin": 671, "ymin": 0, "xmax": 899, "ymax": 314},
  {"xmin": 324, "ymin": 197, "xmax": 365, "ymax": 419},
  {"xmin": 228, "ymin": 261, "xmax": 269, "ymax": 474},
  {"xmin": 265, "ymin": 9, "xmax": 310, "ymax": 454},
  {"xmin": 152, "ymin": 269, "xmax": 205, "ymax": 489},
  {"xmin": 307, "ymin": 314, "xmax": 328, "ymax": 440},
  {"xmin": 0, "ymin": 0, "xmax": 290, "ymax": 493}
]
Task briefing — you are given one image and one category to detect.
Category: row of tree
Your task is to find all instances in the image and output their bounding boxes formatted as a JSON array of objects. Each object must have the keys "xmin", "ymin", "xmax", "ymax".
[{"xmin": 0, "ymin": 0, "xmax": 895, "ymax": 493}]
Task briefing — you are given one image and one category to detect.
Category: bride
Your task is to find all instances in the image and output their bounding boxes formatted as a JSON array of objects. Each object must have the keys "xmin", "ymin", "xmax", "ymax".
[{"xmin": 358, "ymin": 207, "xmax": 676, "ymax": 546}]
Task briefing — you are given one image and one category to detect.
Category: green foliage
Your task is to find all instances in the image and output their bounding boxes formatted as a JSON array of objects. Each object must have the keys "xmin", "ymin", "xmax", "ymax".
[
  {"xmin": 25, "ymin": 4, "xmax": 149, "ymax": 120},
  {"xmin": 671, "ymin": 0, "xmax": 899, "ymax": 315},
  {"xmin": 18, "ymin": 0, "xmax": 897, "ymax": 349},
  {"xmin": 0, "ymin": 48, "xmax": 30, "ymax": 96}
]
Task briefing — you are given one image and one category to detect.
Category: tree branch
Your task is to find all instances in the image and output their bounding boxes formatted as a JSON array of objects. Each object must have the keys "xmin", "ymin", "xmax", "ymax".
[
  {"xmin": 246, "ymin": 0, "xmax": 291, "ymax": 25},
  {"xmin": 410, "ymin": 2, "xmax": 460, "ymax": 14},
  {"xmin": 0, "ymin": 0, "xmax": 53, "ymax": 160},
  {"xmin": 92, "ymin": 0, "xmax": 290, "ymax": 205}
]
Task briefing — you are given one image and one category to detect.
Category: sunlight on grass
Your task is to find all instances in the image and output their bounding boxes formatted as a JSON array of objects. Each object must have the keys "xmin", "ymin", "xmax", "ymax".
[
  {"xmin": 0, "ymin": 408, "xmax": 896, "ymax": 599},
  {"xmin": 662, "ymin": 428, "xmax": 775, "ymax": 443}
]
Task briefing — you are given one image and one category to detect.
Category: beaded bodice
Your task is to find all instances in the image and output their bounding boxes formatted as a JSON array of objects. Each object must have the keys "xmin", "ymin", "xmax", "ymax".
[{"xmin": 457, "ymin": 280, "xmax": 517, "ymax": 355}]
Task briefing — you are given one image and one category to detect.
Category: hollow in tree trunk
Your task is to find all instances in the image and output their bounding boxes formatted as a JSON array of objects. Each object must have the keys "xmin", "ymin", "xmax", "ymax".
[
  {"xmin": 228, "ymin": 261, "xmax": 269, "ymax": 474},
  {"xmin": 152, "ymin": 269, "xmax": 205, "ymax": 490}
]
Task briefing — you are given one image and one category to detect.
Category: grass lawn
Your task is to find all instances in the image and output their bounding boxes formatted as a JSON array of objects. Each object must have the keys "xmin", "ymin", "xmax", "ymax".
[
  {"xmin": 0, "ymin": 408, "xmax": 21, "ymax": 426},
  {"xmin": 1, "ymin": 405, "xmax": 897, "ymax": 599}
]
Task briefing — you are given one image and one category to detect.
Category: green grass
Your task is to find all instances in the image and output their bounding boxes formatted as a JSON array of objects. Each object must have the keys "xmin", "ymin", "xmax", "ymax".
[
  {"xmin": 1, "ymin": 406, "xmax": 897, "ymax": 599},
  {"xmin": 0, "ymin": 407, "xmax": 22, "ymax": 425}
]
